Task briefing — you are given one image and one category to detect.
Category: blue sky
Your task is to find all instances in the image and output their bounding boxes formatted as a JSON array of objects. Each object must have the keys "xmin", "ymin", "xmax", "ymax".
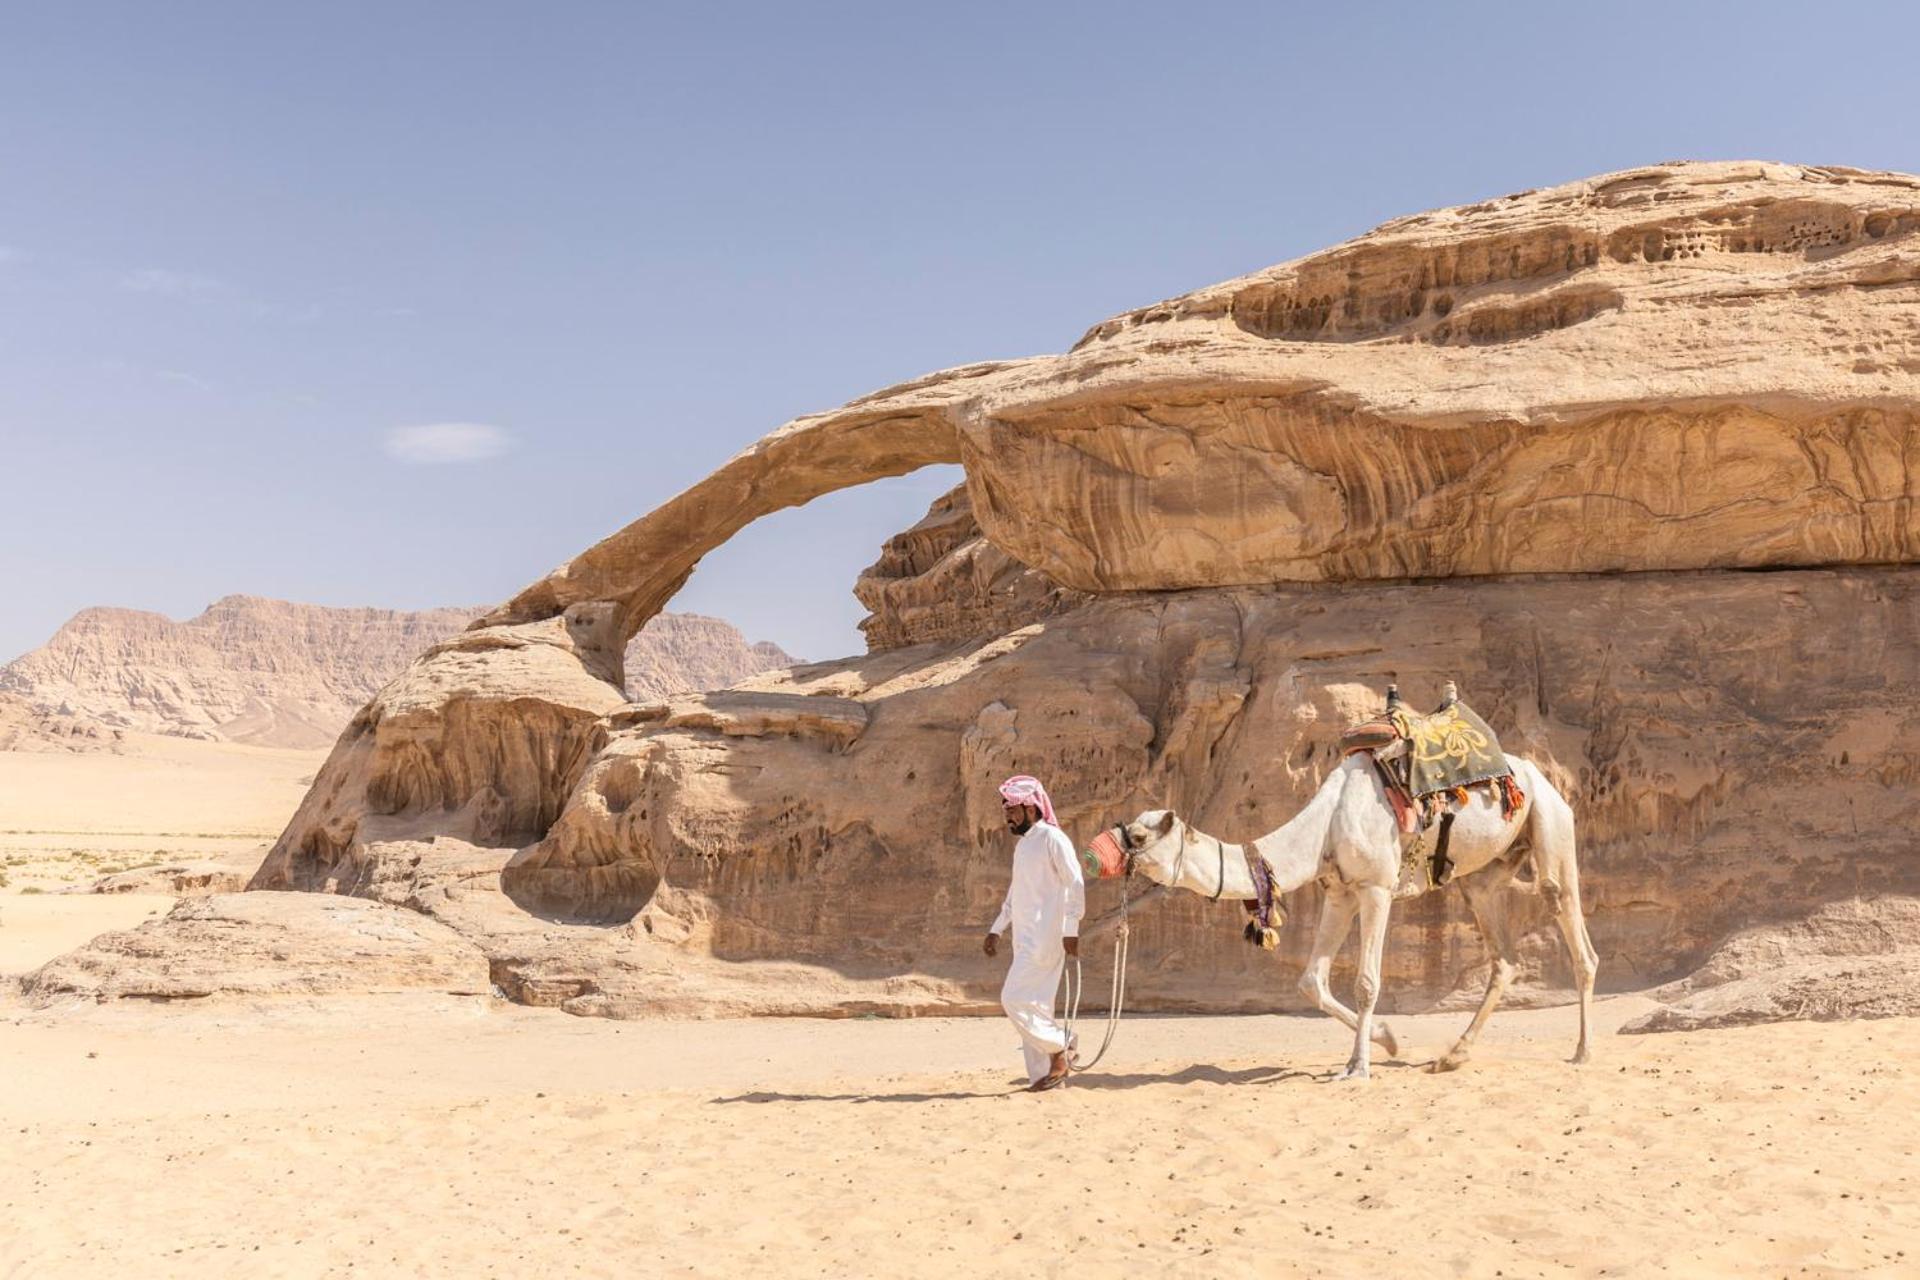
[{"xmin": 4, "ymin": 2, "xmax": 1919, "ymax": 663}]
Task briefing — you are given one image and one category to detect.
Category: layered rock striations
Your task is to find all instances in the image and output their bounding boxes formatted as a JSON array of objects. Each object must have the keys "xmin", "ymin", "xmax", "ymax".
[
  {"xmin": 26, "ymin": 893, "xmax": 491, "ymax": 1002},
  {"xmin": 853, "ymin": 485, "xmax": 1089, "ymax": 651},
  {"xmin": 487, "ymin": 159, "xmax": 1920, "ymax": 627},
  {"xmin": 70, "ymin": 161, "xmax": 1920, "ymax": 1021}
]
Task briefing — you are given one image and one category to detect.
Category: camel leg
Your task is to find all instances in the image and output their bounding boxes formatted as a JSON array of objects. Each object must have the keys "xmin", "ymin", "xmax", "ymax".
[
  {"xmin": 1544, "ymin": 873, "xmax": 1599, "ymax": 1064},
  {"xmin": 1295, "ymin": 888, "xmax": 1400, "ymax": 1058},
  {"xmin": 1532, "ymin": 791, "xmax": 1599, "ymax": 1064},
  {"xmin": 1332, "ymin": 885, "xmax": 1393, "ymax": 1082},
  {"xmin": 1433, "ymin": 872, "xmax": 1519, "ymax": 1073}
]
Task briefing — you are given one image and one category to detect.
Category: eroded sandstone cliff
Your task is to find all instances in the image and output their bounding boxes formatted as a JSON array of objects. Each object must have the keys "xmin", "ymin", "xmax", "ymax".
[
  {"xmin": 51, "ymin": 161, "xmax": 1920, "ymax": 1024},
  {"xmin": 489, "ymin": 569, "xmax": 1920, "ymax": 1015},
  {"xmin": 0, "ymin": 692, "xmax": 121, "ymax": 753},
  {"xmin": 853, "ymin": 485, "xmax": 1089, "ymax": 651}
]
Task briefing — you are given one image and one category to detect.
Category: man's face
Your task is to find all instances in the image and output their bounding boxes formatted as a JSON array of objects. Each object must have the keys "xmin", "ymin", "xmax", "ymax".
[{"xmin": 1003, "ymin": 802, "xmax": 1036, "ymax": 836}]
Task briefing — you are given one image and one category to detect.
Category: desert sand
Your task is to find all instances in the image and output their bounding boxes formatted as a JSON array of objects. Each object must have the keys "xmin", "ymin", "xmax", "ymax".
[
  {"xmin": 2, "ymin": 991, "xmax": 1915, "ymax": 1279},
  {"xmin": 10, "ymin": 160, "xmax": 1920, "ymax": 1276},
  {"xmin": 0, "ymin": 891, "xmax": 173, "ymax": 976},
  {"xmin": 6, "ymin": 738, "xmax": 1911, "ymax": 1278},
  {"xmin": 0, "ymin": 731, "xmax": 322, "ymax": 891},
  {"xmin": 0, "ymin": 730, "xmax": 316, "ymax": 1001}
]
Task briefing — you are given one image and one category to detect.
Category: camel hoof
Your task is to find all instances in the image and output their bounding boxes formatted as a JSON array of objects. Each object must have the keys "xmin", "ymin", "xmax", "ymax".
[
  {"xmin": 1430, "ymin": 1053, "xmax": 1467, "ymax": 1074},
  {"xmin": 1373, "ymin": 1022, "xmax": 1401, "ymax": 1059},
  {"xmin": 1570, "ymin": 1045, "xmax": 1592, "ymax": 1065},
  {"xmin": 1330, "ymin": 1065, "xmax": 1370, "ymax": 1084}
]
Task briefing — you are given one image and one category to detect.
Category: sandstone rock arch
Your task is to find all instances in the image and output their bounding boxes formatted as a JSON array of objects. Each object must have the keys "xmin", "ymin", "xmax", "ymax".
[
  {"xmin": 475, "ymin": 372, "xmax": 1013, "ymax": 655},
  {"xmin": 246, "ymin": 380, "xmax": 991, "ymax": 897},
  {"xmin": 483, "ymin": 163, "xmax": 1920, "ymax": 665},
  {"xmin": 235, "ymin": 161, "xmax": 1920, "ymax": 1021}
]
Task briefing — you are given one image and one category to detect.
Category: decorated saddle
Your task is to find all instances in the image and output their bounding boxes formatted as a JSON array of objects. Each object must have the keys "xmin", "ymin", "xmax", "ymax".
[
  {"xmin": 1389, "ymin": 701, "xmax": 1509, "ymax": 798},
  {"xmin": 1340, "ymin": 683, "xmax": 1511, "ymax": 795},
  {"xmin": 1338, "ymin": 682, "xmax": 1525, "ymax": 888}
]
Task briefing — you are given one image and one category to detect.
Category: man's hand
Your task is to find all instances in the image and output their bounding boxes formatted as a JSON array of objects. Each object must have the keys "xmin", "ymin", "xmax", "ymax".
[
  {"xmin": 1063, "ymin": 936, "xmax": 1079, "ymax": 958},
  {"xmin": 983, "ymin": 933, "xmax": 998, "ymax": 957}
]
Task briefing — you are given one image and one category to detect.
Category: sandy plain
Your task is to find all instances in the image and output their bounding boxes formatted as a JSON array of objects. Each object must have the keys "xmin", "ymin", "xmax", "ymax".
[
  {"xmin": 0, "ymin": 731, "xmax": 322, "ymax": 892},
  {"xmin": 2, "ymin": 993, "xmax": 1916, "ymax": 1278},
  {"xmin": 3, "ymin": 736, "xmax": 1917, "ymax": 1278},
  {"xmin": 0, "ymin": 733, "xmax": 320, "ymax": 971}
]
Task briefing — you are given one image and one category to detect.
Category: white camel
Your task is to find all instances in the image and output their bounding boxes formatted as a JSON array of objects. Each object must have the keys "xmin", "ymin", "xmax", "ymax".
[{"xmin": 1118, "ymin": 751, "xmax": 1598, "ymax": 1081}]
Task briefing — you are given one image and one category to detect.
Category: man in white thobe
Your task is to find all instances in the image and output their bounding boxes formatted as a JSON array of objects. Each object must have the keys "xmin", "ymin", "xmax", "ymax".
[{"xmin": 983, "ymin": 774, "xmax": 1086, "ymax": 1092}]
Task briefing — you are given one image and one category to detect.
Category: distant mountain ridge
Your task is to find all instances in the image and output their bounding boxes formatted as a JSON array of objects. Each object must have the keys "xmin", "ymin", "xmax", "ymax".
[{"xmin": 0, "ymin": 595, "xmax": 795, "ymax": 750}]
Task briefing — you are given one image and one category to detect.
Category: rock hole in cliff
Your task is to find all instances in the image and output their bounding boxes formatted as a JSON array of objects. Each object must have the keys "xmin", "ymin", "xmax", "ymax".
[
  {"xmin": 503, "ymin": 853, "xmax": 664, "ymax": 926},
  {"xmin": 600, "ymin": 759, "xmax": 646, "ymax": 815},
  {"xmin": 665, "ymin": 463, "xmax": 968, "ymax": 667}
]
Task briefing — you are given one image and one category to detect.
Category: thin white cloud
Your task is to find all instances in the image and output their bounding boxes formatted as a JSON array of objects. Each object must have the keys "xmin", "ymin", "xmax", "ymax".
[
  {"xmin": 383, "ymin": 422, "xmax": 512, "ymax": 465},
  {"xmin": 156, "ymin": 369, "xmax": 216, "ymax": 392},
  {"xmin": 121, "ymin": 267, "xmax": 225, "ymax": 297},
  {"xmin": 0, "ymin": 245, "xmax": 21, "ymax": 266}
]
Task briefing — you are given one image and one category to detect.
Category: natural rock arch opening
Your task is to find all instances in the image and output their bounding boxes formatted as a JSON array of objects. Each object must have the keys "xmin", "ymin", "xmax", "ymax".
[
  {"xmin": 663, "ymin": 462, "xmax": 968, "ymax": 665},
  {"xmin": 476, "ymin": 384, "xmax": 987, "ymax": 673},
  {"xmin": 243, "ymin": 161, "xmax": 1920, "ymax": 1022}
]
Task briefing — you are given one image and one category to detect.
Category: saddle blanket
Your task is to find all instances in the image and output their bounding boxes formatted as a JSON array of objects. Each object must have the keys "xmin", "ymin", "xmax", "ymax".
[
  {"xmin": 1390, "ymin": 700, "xmax": 1512, "ymax": 797},
  {"xmin": 1340, "ymin": 698, "xmax": 1513, "ymax": 799}
]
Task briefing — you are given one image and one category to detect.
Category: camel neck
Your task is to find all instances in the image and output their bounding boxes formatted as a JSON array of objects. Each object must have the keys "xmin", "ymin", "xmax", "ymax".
[
  {"xmin": 1247, "ymin": 770, "xmax": 1343, "ymax": 894},
  {"xmin": 1175, "ymin": 763, "xmax": 1348, "ymax": 899},
  {"xmin": 1169, "ymin": 828, "xmax": 1254, "ymax": 900}
]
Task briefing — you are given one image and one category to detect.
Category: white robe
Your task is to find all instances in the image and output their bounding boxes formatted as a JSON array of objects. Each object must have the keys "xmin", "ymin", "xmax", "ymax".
[{"xmin": 990, "ymin": 821, "xmax": 1087, "ymax": 1083}]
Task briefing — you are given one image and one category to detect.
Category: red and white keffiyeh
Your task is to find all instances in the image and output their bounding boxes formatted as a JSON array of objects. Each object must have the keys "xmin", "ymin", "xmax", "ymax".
[{"xmin": 997, "ymin": 774, "xmax": 1057, "ymax": 827}]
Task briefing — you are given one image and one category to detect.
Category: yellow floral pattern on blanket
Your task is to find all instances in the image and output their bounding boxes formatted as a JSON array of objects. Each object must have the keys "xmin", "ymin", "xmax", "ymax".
[
  {"xmin": 1394, "ymin": 707, "xmax": 1496, "ymax": 769},
  {"xmin": 1387, "ymin": 702, "xmax": 1510, "ymax": 798}
]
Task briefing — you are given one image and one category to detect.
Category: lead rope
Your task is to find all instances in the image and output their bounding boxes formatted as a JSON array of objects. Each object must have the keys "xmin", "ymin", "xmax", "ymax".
[{"xmin": 1062, "ymin": 866, "xmax": 1131, "ymax": 1072}]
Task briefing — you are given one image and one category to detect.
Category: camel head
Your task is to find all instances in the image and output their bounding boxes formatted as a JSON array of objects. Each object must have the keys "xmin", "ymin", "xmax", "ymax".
[{"xmin": 1117, "ymin": 808, "xmax": 1189, "ymax": 888}]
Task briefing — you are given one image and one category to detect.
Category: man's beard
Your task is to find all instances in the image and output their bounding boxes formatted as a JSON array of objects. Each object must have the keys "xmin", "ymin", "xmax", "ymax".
[{"xmin": 1006, "ymin": 812, "xmax": 1034, "ymax": 836}]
